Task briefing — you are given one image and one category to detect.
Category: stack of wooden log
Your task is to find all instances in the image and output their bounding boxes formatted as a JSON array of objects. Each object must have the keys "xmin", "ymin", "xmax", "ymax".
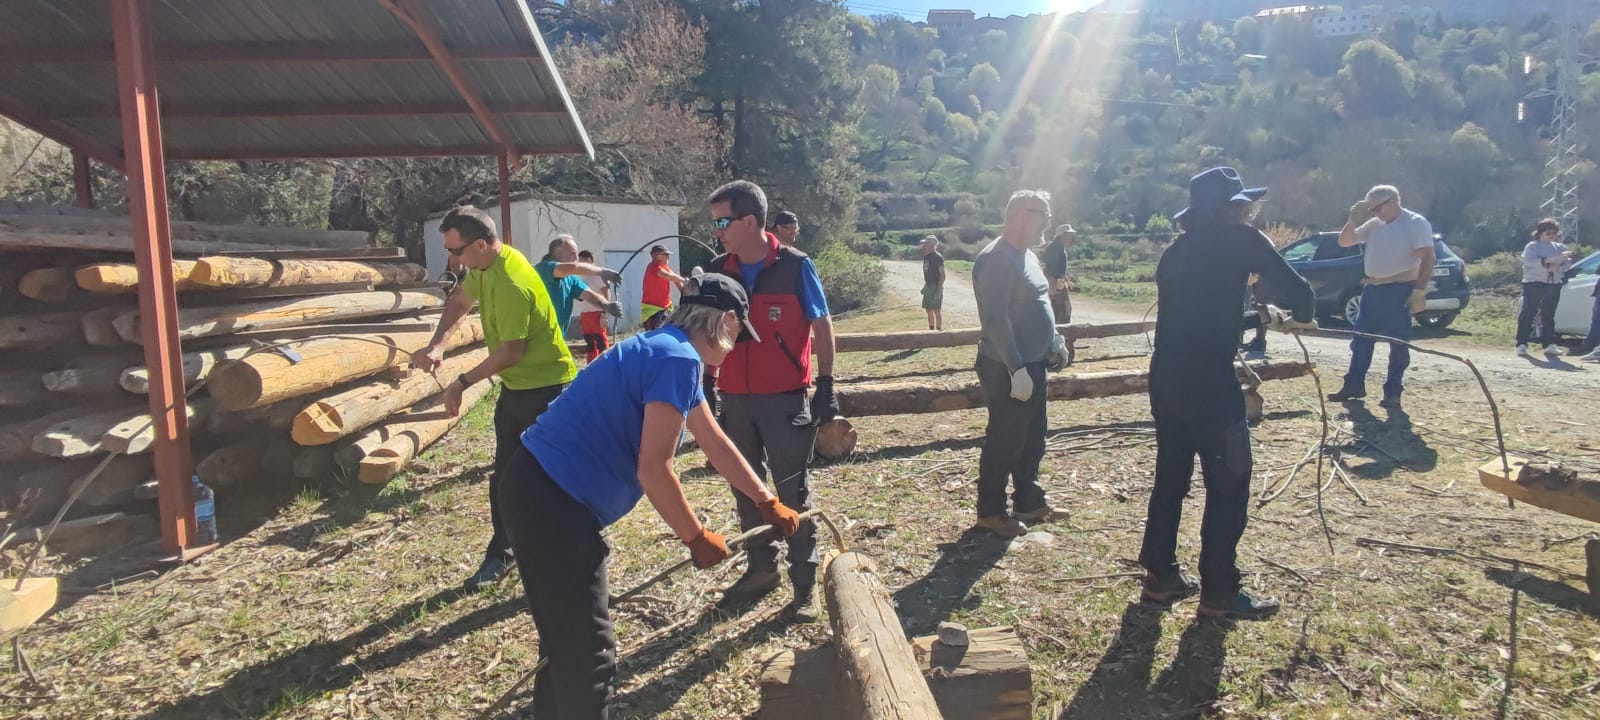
[{"xmin": 0, "ymin": 205, "xmax": 491, "ymax": 548}]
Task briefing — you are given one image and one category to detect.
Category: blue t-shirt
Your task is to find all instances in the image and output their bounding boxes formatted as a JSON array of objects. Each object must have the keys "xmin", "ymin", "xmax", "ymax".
[
  {"xmin": 535, "ymin": 259, "xmax": 590, "ymax": 334},
  {"xmin": 521, "ymin": 325, "xmax": 705, "ymax": 527},
  {"xmin": 737, "ymin": 257, "xmax": 830, "ymax": 320}
]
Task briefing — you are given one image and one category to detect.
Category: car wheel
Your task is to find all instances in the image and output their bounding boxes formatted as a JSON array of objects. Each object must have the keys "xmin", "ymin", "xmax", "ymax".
[
  {"xmin": 1417, "ymin": 312, "xmax": 1457, "ymax": 329},
  {"xmin": 1342, "ymin": 293, "xmax": 1362, "ymax": 326}
]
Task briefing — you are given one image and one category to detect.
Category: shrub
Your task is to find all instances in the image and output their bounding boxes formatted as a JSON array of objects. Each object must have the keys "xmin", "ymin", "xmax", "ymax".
[
  {"xmin": 813, "ymin": 244, "xmax": 885, "ymax": 313},
  {"xmin": 1467, "ymin": 251, "xmax": 1522, "ymax": 289}
]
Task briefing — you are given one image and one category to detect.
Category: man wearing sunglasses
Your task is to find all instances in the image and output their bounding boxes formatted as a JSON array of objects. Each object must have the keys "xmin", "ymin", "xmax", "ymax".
[
  {"xmin": 704, "ymin": 180, "xmax": 837, "ymax": 623},
  {"xmin": 1329, "ymin": 184, "xmax": 1435, "ymax": 409},
  {"xmin": 412, "ymin": 205, "xmax": 578, "ymax": 592}
]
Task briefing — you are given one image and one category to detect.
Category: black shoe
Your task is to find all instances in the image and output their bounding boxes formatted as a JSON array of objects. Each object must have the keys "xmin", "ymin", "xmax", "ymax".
[
  {"xmin": 1140, "ymin": 569, "xmax": 1200, "ymax": 605},
  {"xmin": 1198, "ymin": 590, "xmax": 1281, "ymax": 621},
  {"xmin": 1243, "ymin": 339, "xmax": 1267, "ymax": 353},
  {"xmin": 716, "ymin": 568, "xmax": 782, "ymax": 609},
  {"xmin": 786, "ymin": 585, "xmax": 820, "ymax": 623},
  {"xmin": 1379, "ymin": 395, "xmax": 1402, "ymax": 409},
  {"xmin": 1327, "ymin": 389, "xmax": 1365, "ymax": 402},
  {"xmin": 463, "ymin": 556, "xmax": 514, "ymax": 593}
]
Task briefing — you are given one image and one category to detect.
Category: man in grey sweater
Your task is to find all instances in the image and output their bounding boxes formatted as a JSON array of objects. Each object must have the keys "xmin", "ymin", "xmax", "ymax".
[{"xmin": 971, "ymin": 190, "xmax": 1071, "ymax": 537}]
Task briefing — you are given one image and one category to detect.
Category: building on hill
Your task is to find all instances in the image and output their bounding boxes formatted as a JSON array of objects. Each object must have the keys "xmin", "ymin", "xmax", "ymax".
[
  {"xmin": 927, "ymin": 9, "xmax": 975, "ymax": 30},
  {"xmin": 1257, "ymin": 5, "xmax": 1381, "ymax": 39}
]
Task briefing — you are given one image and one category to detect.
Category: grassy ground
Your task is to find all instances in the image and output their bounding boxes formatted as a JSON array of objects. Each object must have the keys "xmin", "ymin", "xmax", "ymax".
[{"xmin": 6, "ymin": 304, "xmax": 1600, "ymax": 719}]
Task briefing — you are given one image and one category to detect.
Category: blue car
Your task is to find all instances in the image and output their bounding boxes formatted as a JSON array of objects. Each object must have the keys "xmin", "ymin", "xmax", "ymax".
[{"xmin": 1263, "ymin": 232, "xmax": 1472, "ymax": 329}]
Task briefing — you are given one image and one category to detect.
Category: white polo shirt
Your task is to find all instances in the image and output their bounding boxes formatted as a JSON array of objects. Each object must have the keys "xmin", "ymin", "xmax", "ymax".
[{"xmin": 1354, "ymin": 209, "xmax": 1433, "ymax": 280}]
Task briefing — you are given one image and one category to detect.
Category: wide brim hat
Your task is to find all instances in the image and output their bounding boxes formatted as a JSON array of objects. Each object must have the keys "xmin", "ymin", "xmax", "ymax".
[{"xmin": 1173, "ymin": 166, "xmax": 1267, "ymax": 222}]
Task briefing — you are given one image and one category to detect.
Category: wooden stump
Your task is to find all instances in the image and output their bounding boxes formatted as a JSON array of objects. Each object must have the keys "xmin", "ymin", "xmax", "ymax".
[
  {"xmin": 0, "ymin": 577, "xmax": 58, "ymax": 643},
  {"xmin": 291, "ymin": 346, "xmax": 487, "ymax": 445},
  {"xmin": 823, "ymin": 552, "xmax": 945, "ymax": 720},
  {"xmin": 816, "ymin": 418, "xmax": 858, "ymax": 459}
]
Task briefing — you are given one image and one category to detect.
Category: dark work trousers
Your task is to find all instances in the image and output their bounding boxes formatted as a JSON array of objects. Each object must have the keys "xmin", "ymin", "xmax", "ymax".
[
  {"xmin": 1138, "ymin": 370, "xmax": 1253, "ymax": 604},
  {"xmin": 1341, "ymin": 283, "xmax": 1413, "ymax": 399},
  {"xmin": 1586, "ymin": 291, "xmax": 1600, "ymax": 353},
  {"xmin": 1516, "ymin": 282, "xmax": 1563, "ymax": 347},
  {"xmin": 499, "ymin": 447, "xmax": 616, "ymax": 719},
  {"xmin": 723, "ymin": 390, "xmax": 819, "ymax": 587},
  {"xmin": 1049, "ymin": 289, "xmax": 1073, "ymax": 325},
  {"xmin": 974, "ymin": 354, "xmax": 1049, "ymax": 519},
  {"xmin": 485, "ymin": 383, "xmax": 567, "ymax": 564}
]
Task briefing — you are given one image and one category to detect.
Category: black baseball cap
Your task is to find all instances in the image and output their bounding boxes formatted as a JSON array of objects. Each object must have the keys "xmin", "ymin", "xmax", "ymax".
[
  {"xmin": 650, "ymin": 244, "xmax": 671, "ymax": 255},
  {"xmin": 772, "ymin": 211, "xmax": 798, "ymax": 226},
  {"xmin": 679, "ymin": 272, "xmax": 760, "ymax": 342}
]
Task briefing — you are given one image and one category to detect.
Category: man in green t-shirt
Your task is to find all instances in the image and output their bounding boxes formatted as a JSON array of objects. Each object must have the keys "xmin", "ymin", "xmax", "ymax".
[{"xmin": 412, "ymin": 206, "xmax": 578, "ymax": 591}]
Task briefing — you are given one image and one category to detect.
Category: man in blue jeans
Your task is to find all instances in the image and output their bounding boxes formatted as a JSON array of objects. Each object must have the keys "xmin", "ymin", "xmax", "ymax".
[{"xmin": 1328, "ymin": 185, "xmax": 1435, "ymax": 409}]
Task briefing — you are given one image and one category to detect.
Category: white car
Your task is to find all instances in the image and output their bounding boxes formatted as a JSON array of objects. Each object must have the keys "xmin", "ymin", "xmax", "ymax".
[{"xmin": 1554, "ymin": 251, "xmax": 1599, "ymax": 336}]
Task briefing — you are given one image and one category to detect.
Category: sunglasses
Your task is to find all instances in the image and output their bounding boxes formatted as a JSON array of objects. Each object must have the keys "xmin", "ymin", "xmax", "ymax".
[
  {"xmin": 444, "ymin": 238, "xmax": 481, "ymax": 256},
  {"xmin": 712, "ymin": 213, "xmax": 752, "ymax": 230},
  {"xmin": 1368, "ymin": 198, "xmax": 1394, "ymax": 214}
]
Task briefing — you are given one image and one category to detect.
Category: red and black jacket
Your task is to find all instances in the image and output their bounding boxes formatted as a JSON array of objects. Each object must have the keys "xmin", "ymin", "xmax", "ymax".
[{"xmin": 713, "ymin": 232, "xmax": 814, "ymax": 394}]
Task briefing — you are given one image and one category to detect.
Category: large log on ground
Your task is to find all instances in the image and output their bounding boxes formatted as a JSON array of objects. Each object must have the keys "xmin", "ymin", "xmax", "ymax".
[
  {"xmin": 113, "ymin": 289, "xmax": 445, "ymax": 343},
  {"xmin": 205, "ymin": 400, "xmax": 300, "ymax": 436},
  {"xmin": 11, "ymin": 456, "xmax": 154, "ymax": 522},
  {"xmin": 29, "ymin": 402, "xmax": 163, "ymax": 458},
  {"xmin": 1478, "ymin": 456, "xmax": 1600, "ymax": 524},
  {"xmin": 196, "ymin": 438, "xmax": 297, "ymax": 491},
  {"xmin": 101, "ymin": 398, "xmax": 213, "ymax": 455},
  {"xmin": 759, "ymin": 626, "xmax": 1030, "ymax": 720},
  {"xmin": 205, "ymin": 318, "xmax": 483, "ymax": 410},
  {"xmin": 190, "ymin": 257, "xmax": 426, "ymax": 289},
  {"xmin": 292, "ymin": 347, "xmax": 488, "ymax": 445},
  {"xmin": 0, "ymin": 577, "xmax": 57, "ymax": 644},
  {"xmin": 357, "ymin": 379, "xmax": 494, "ymax": 484},
  {"xmin": 1, "ymin": 405, "xmax": 114, "ymax": 463},
  {"xmin": 11, "ymin": 512, "xmax": 156, "ymax": 555},
  {"xmin": 836, "ymin": 360, "xmax": 1312, "ymax": 418},
  {"xmin": 42, "ymin": 351, "xmax": 144, "ymax": 395},
  {"xmin": 831, "ymin": 321, "xmax": 1154, "ymax": 354},
  {"xmin": 17, "ymin": 267, "xmax": 78, "ymax": 303},
  {"xmin": 824, "ymin": 552, "xmax": 946, "ymax": 720},
  {"xmin": 80, "ymin": 306, "xmax": 131, "ymax": 346},
  {"xmin": 293, "ymin": 446, "xmax": 336, "ymax": 481},
  {"xmin": 121, "ymin": 345, "xmax": 251, "ymax": 394},
  {"xmin": 0, "ymin": 213, "xmax": 367, "ymax": 255},
  {"xmin": 0, "ymin": 311, "xmax": 88, "ymax": 350},
  {"xmin": 76, "ymin": 260, "xmax": 199, "ymax": 294},
  {"xmin": 0, "ymin": 369, "xmax": 48, "ymax": 407}
]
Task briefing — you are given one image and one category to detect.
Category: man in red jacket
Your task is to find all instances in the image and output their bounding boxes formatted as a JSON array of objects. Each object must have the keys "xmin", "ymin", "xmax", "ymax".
[
  {"xmin": 641, "ymin": 244, "xmax": 686, "ymax": 330},
  {"xmin": 706, "ymin": 180, "xmax": 837, "ymax": 622}
]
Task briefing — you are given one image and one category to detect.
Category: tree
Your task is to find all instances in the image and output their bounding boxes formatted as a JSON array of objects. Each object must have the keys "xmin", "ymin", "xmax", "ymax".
[{"xmin": 1337, "ymin": 39, "xmax": 1416, "ymax": 116}]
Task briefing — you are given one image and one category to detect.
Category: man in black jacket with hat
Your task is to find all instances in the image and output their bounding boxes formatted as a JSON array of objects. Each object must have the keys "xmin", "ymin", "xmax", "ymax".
[{"xmin": 1137, "ymin": 167, "xmax": 1316, "ymax": 620}]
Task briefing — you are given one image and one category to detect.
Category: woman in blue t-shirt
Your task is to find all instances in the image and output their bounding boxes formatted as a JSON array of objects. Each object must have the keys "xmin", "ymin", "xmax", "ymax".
[{"xmin": 499, "ymin": 273, "xmax": 801, "ymax": 719}]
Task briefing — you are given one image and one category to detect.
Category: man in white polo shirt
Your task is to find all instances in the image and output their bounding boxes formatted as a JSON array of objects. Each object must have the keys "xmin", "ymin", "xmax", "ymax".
[{"xmin": 1328, "ymin": 184, "xmax": 1435, "ymax": 409}]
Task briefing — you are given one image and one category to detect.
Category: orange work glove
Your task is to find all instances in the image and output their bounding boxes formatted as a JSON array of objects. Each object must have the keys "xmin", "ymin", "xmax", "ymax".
[
  {"xmin": 758, "ymin": 498, "xmax": 801, "ymax": 537},
  {"xmin": 686, "ymin": 527, "xmax": 729, "ymax": 569}
]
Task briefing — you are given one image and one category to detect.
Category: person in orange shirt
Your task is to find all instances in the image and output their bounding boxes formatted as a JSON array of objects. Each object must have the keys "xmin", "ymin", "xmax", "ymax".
[
  {"xmin": 641, "ymin": 244, "xmax": 686, "ymax": 330},
  {"xmin": 577, "ymin": 249, "xmax": 612, "ymax": 362}
]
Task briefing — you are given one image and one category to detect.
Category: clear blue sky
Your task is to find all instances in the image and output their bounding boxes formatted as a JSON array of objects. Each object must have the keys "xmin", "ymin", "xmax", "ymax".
[{"xmin": 843, "ymin": 1, "xmax": 1101, "ymax": 21}]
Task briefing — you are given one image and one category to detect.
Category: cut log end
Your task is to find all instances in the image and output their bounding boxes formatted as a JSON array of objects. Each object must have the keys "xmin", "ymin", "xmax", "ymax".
[
  {"xmin": 816, "ymin": 418, "xmax": 858, "ymax": 460},
  {"xmin": 358, "ymin": 453, "xmax": 406, "ymax": 485},
  {"xmin": 290, "ymin": 402, "xmax": 345, "ymax": 446}
]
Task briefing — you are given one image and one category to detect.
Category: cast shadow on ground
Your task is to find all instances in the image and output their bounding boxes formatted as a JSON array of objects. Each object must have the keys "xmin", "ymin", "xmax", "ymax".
[
  {"xmin": 1519, "ymin": 353, "xmax": 1586, "ymax": 372},
  {"xmin": 853, "ymin": 420, "xmax": 1160, "ymax": 466},
  {"xmin": 1339, "ymin": 402, "xmax": 1438, "ymax": 477},
  {"xmin": 1485, "ymin": 567, "xmax": 1597, "ymax": 617},
  {"xmin": 602, "ymin": 608, "xmax": 792, "ymax": 719},
  {"xmin": 258, "ymin": 462, "xmax": 493, "ymax": 551},
  {"xmin": 890, "ymin": 527, "xmax": 1010, "ymax": 635},
  {"xmin": 1059, "ymin": 603, "xmax": 1233, "ymax": 719},
  {"xmin": 134, "ymin": 586, "xmax": 514, "ymax": 719}
]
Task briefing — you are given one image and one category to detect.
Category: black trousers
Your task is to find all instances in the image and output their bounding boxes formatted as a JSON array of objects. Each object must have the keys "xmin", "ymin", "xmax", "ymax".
[
  {"xmin": 1516, "ymin": 282, "xmax": 1562, "ymax": 347},
  {"xmin": 499, "ymin": 447, "xmax": 615, "ymax": 719},
  {"xmin": 723, "ymin": 391, "xmax": 819, "ymax": 586},
  {"xmin": 975, "ymin": 354, "xmax": 1048, "ymax": 519},
  {"xmin": 485, "ymin": 383, "xmax": 567, "ymax": 563},
  {"xmin": 1138, "ymin": 377, "xmax": 1253, "ymax": 603}
]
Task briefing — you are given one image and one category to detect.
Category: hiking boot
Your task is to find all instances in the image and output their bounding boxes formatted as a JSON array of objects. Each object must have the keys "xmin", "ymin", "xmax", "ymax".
[
  {"xmin": 1198, "ymin": 591, "xmax": 1281, "ymax": 621},
  {"xmin": 716, "ymin": 568, "xmax": 781, "ymax": 608},
  {"xmin": 1014, "ymin": 505, "xmax": 1067, "ymax": 524},
  {"xmin": 1140, "ymin": 569, "xmax": 1200, "ymax": 605},
  {"xmin": 975, "ymin": 515, "xmax": 1027, "ymax": 538},
  {"xmin": 462, "ymin": 556, "xmax": 514, "ymax": 593},
  {"xmin": 786, "ymin": 584, "xmax": 821, "ymax": 623},
  {"xmin": 1379, "ymin": 395, "xmax": 1403, "ymax": 410},
  {"xmin": 1327, "ymin": 388, "xmax": 1365, "ymax": 402}
]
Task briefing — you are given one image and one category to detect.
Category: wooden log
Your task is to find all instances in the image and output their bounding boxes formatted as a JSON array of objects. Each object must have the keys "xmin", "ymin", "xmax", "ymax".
[
  {"xmin": 113, "ymin": 289, "xmax": 445, "ymax": 343},
  {"xmin": 204, "ymin": 400, "xmax": 299, "ymax": 436},
  {"xmin": 17, "ymin": 267, "xmax": 76, "ymax": 303},
  {"xmin": 121, "ymin": 345, "xmax": 251, "ymax": 394},
  {"xmin": 0, "ymin": 311, "xmax": 88, "ymax": 350},
  {"xmin": 0, "ymin": 369, "xmax": 49, "ymax": 407},
  {"xmin": 0, "ymin": 577, "xmax": 57, "ymax": 643},
  {"xmin": 10, "ymin": 512, "xmax": 155, "ymax": 555},
  {"xmin": 357, "ymin": 379, "xmax": 494, "ymax": 484},
  {"xmin": 0, "ymin": 213, "xmax": 368, "ymax": 254},
  {"xmin": 293, "ymin": 446, "xmax": 337, "ymax": 481},
  {"xmin": 76, "ymin": 260, "xmax": 199, "ymax": 294},
  {"xmin": 1, "ymin": 405, "xmax": 115, "ymax": 463},
  {"xmin": 101, "ymin": 397, "xmax": 213, "ymax": 455},
  {"xmin": 190, "ymin": 256, "xmax": 426, "ymax": 289},
  {"xmin": 835, "ymin": 360, "xmax": 1313, "ymax": 419},
  {"xmin": 80, "ymin": 305, "xmax": 131, "ymax": 346},
  {"xmin": 830, "ymin": 321, "xmax": 1154, "ymax": 354},
  {"xmin": 205, "ymin": 318, "xmax": 483, "ymax": 410},
  {"xmin": 759, "ymin": 627, "xmax": 1031, "ymax": 720},
  {"xmin": 816, "ymin": 418, "xmax": 859, "ymax": 459},
  {"xmin": 41, "ymin": 351, "xmax": 144, "ymax": 395},
  {"xmin": 196, "ymin": 438, "xmax": 296, "ymax": 491},
  {"xmin": 292, "ymin": 347, "xmax": 488, "ymax": 445},
  {"xmin": 1477, "ymin": 456, "xmax": 1600, "ymax": 524},
  {"xmin": 30, "ymin": 403, "xmax": 147, "ymax": 458},
  {"xmin": 11, "ymin": 456, "xmax": 154, "ymax": 522},
  {"xmin": 824, "ymin": 551, "xmax": 945, "ymax": 719}
]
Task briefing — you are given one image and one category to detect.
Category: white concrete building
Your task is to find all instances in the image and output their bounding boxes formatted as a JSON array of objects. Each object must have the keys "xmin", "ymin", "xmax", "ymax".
[{"xmin": 423, "ymin": 194, "xmax": 684, "ymax": 334}]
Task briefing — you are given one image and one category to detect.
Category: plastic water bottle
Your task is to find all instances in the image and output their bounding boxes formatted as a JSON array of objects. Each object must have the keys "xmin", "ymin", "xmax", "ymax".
[{"xmin": 192, "ymin": 475, "xmax": 217, "ymax": 545}]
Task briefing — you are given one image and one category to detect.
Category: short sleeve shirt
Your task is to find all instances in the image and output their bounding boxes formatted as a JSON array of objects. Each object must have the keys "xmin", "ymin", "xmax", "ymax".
[
  {"xmin": 521, "ymin": 326, "xmax": 705, "ymax": 527},
  {"xmin": 923, "ymin": 252, "xmax": 945, "ymax": 285},
  {"xmin": 534, "ymin": 259, "xmax": 590, "ymax": 334},
  {"xmin": 463, "ymin": 245, "xmax": 576, "ymax": 390},
  {"xmin": 1354, "ymin": 210, "xmax": 1433, "ymax": 279}
]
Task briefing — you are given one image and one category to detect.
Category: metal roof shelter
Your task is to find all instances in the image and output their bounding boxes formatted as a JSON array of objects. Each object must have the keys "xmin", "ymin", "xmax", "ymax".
[{"xmin": 0, "ymin": 0, "xmax": 593, "ymax": 557}]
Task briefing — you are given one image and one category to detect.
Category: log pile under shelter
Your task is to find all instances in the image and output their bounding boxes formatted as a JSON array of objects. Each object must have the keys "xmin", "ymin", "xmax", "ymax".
[{"xmin": 0, "ymin": 205, "xmax": 491, "ymax": 546}]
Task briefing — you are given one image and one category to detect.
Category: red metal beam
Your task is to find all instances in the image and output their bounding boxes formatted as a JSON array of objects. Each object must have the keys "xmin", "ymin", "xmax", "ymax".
[
  {"xmin": 0, "ymin": 43, "xmax": 536, "ymax": 64},
  {"xmin": 72, "ymin": 151, "xmax": 94, "ymax": 209},
  {"xmin": 498, "ymin": 152, "xmax": 514, "ymax": 246},
  {"xmin": 378, "ymin": 0, "xmax": 514, "ymax": 150},
  {"xmin": 113, "ymin": 0, "xmax": 195, "ymax": 554},
  {"xmin": 45, "ymin": 100, "xmax": 567, "ymax": 120},
  {"xmin": 0, "ymin": 88, "xmax": 126, "ymax": 172},
  {"xmin": 160, "ymin": 144, "xmax": 587, "ymax": 161}
]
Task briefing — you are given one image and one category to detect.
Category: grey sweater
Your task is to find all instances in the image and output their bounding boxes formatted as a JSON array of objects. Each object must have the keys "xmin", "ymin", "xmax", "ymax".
[
  {"xmin": 1522, "ymin": 240, "xmax": 1572, "ymax": 284},
  {"xmin": 973, "ymin": 236, "xmax": 1057, "ymax": 370}
]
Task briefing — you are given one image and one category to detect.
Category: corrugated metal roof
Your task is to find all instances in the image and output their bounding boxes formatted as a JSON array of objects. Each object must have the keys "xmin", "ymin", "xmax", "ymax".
[{"xmin": 0, "ymin": 0, "xmax": 593, "ymax": 163}]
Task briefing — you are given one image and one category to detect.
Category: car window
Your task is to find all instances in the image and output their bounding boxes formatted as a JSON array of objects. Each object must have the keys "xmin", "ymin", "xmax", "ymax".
[
  {"xmin": 1281, "ymin": 239, "xmax": 1319, "ymax": 262},
  {"xmin": 1311, "ymin": 236, "xmax": 1360, "ymax": 261},
  {"xmin": 1572, "ymin": 252, "xmax": 1600, "ymax": 277},
  {"xmin": 1433, "ymin": 239, "xmax": 1458, "ymax": 260}
]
